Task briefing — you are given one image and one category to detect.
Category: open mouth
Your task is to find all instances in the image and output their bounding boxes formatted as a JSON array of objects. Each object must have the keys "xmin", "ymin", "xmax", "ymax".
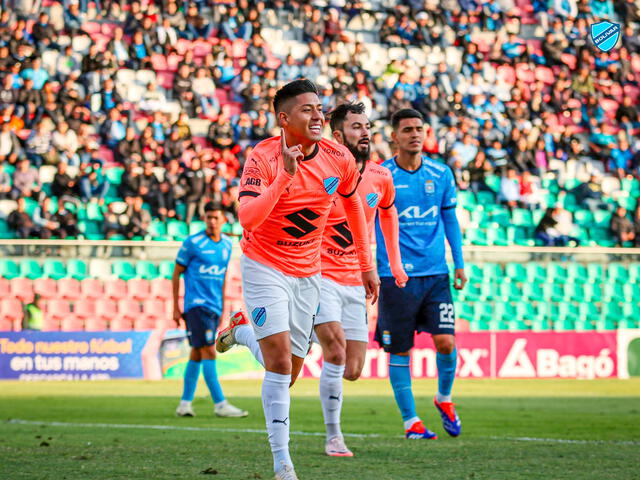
[{"xmin": 309, "ymin": 125, "xmax": 322, "ymax": 134}]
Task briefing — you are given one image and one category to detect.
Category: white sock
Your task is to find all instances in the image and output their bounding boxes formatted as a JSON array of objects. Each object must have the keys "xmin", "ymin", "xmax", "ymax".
[
  {"xmin": 214, "ymin": 399, "xmax": 227, "ymax": 408},
  {"xmin": 404, "ymin": 416, "xmax": 420, "ymax": 430},
  {"xmin": 179, "ymin": 400, "xmax": 191, "ymax": 408},
  {"xmin": 235, "ymin": 325, "xmax": 265, "ymax": 367},
  {"xmin": 436, "ymin": 393, "xmax": 452, "ymax": 403},
  {"xmin": 262, "ymin": 371, "xmax": 292, "ymax": 472},
  {"xmin": 319, "ymin": 362, "xmax": 345, "ymax": 440}
]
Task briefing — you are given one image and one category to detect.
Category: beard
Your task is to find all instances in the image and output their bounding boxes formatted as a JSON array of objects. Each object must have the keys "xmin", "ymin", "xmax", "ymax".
[{"xmin": 346, "ymin": 140, "xmax": 370, "ymax": 163}]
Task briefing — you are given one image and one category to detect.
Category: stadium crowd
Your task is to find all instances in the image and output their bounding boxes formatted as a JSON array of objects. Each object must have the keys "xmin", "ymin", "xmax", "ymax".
[{"xmin": 0, "ymin": 0, "xmax": 639, "ymax": 246}]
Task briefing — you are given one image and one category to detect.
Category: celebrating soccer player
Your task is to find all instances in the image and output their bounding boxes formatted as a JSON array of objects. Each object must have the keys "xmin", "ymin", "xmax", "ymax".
[
  {"xmin": 215, "ymin": 80, "xmax": 379, "ymax": 480},
  {"xmin": 314, "ymin": 102, "xmax": 408, "ymax": 457},
  {"xmin": 173, "ymin": 201, "xmax": 248, "ymax": 419},
  {"xmin": 375, "ymin": 109, "xmax": 467, "ymax": 440}
]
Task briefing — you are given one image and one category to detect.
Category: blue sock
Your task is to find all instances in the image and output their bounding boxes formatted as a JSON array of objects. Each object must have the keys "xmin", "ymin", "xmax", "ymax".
[
  {"xmin": 201, "ymin": 359, "xmax": 225, "ymax": 404},
  {"xmin": 181, "ymin": 360, "xmax": 201, "ymax": 402},
  {"xmin": 389, "ymin": 354, "xmax": 416, "ymax": 422},
  {"xmin": 436, "ymin": 349, "xmax": 457, "ymax": 402}
]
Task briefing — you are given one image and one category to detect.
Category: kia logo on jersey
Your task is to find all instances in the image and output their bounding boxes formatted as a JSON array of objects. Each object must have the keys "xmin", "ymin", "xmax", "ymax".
[
  {"xmin": 198, "ymin": 265, "xmax": 227, "ymax": 276},
  {"xmin": 398, "ymin": 205, "xmax": 439, "ymax": 219},
  {"xmin": 366, "ymin": 193, "xmax": 379, "ymax": 208},
  {"xmin": 323, "ymin": 176, "xmax": 340, "ymax": 195}
]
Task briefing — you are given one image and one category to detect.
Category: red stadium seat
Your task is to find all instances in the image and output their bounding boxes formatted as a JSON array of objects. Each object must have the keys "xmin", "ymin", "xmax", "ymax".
[
  {"xmin": 81, "ymin": 278, "xmax": 104, "ymax": 300},
  {"xmin": 600, "ymin": 99, "xmax": 619, "ymax": 119},
  {"xmin": 193, "ymin": 40, "xmax": 213, "ymax": 57},
  {"xmin": 83, "ymin": 21, "xmax": 101, "ymax": 34},
  {"xmin": 176, "ymin": 39, "xmax": 192, "ymax": 55},
  {"xmin": 47, "ymin": 299, "xmax": 71, "ymax": 320},
  {"xmin": 142, "ymin": 299, "xmax": 166, "ymax": 321},
  {"xmin": 134, "ymin": 316, "xmax": 156, "ymax": 330},
  {"xmin": 497, "ymin": 65, "xmax": 515, "ymax": 85},
  {"xmin": 151, "ymin": 54, "xmax": 168, "ymax": 71},
  {"xmin": 10, "ymin": 278, "xmax": 34, "ymax": 303},
  {"xmin": 157, "ymin": 71, "xmax": 175, "ymax": 89},
  {"xmin": 515, "ymin": 63, "xmax": 534, "ymax": 83},
  {"xmin": 560, "ymin": 53, "xmax": 576, "ymax": 70},
  {"xmin": 534, "ymin": 66, "xmax": 554, "ymax": 84},
  {"xmin": 0, "ymin": 278, "xmax": 9, "ymax": 297},
  {"xmin": 95, "ymin": 298, "xmax": 118, "ymax": 321},
  {"xmin": 166, "ymin": 54, "xmax": 181, "ymax": 71},
  {"xmin": 42, "ymin": 317, "xmax": 60, "ymax": 331},
  {"xmin": 58, "ymin": 278, "xmax": 82, "ymax": 300},
  {"xmin": 85, "ymin": 318, "xmax": 109, "ymax": 331},
  {"xmin": 117, "ymin": 299, "xmax": 141, "ymax": 320},
  {"xmin": 0, "ymin": 298, "xmax": 23, "ymax": 324},
  {"xmin": 74, "ymin": 299, "xmax": 96, "ymax": 319},
  {"xmin": 150, "ymin": 278, "xmax": 172, "ymax": 299},
  {"xmin": 0, "ymin": 317, "xmax": 14, "ymax": 331},
  {"xmin": 110, "ymin": 318, "xmax": 133, "ymax": 331},
  {"xmin": 231, "ymin": 39, "xmax": 248, "ymax": 59},
  {"xmin": 127, "ymin": 279, "xmax": 151, "ymax": 300},
  {"xmin": 60, "ymin": 315, "xmax": 84, "ymax": 331},
  {"xmin": 33, "ymin": 277, "xmax": 57, "ymax": 299},
  {"xmin": 104, "ymin": 279, "xmax": 128, "ymax": 300}
]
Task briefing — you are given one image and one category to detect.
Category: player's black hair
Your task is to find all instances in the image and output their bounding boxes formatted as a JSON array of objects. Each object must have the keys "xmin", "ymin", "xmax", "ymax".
[
  {"xmin": 391, "ymin": 108, "xmax": 424, "ymax": 130},
  {"xmin": 204, "ymin": 201, "xmax": 224, "ymax": 213},
  {"xmin": 273, "ymin": 79, "xmax": 319, "ymax": 114},
  {"xmin": 328, "ymin": 102, "xmax": 366, "ymax": 132}
]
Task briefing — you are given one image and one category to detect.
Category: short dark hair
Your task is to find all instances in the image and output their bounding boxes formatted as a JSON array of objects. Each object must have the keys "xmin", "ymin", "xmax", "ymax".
[
  {"xmin": 273, "ymin": 79, "xmax": 319, "ymax": 114},
  {"xmin": 328, "ymin": 102, "xmax": 366, "ymax": 132},
  {"xmin": 204, "ymin": 201, "xmax": 224, "ymax": 213},
  {"xmin": 391, "ymin": 108, "xmax": 424, "ymax": 130}
]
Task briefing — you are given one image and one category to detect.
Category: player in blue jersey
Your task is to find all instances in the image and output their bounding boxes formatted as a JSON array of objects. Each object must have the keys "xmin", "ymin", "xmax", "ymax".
[
  {"xmin": 375, "ymin": 109, "xmax": 467, "ymax": 439},
  {"xmin": 173, "ymin": 201, "xmax": 248, "ymax": 418}
]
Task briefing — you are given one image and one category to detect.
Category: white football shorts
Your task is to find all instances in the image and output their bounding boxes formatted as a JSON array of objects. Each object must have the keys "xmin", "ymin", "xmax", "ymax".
[
  {"xmin": 314, "ymin": 276, "xmax": 368, "ymax": 343},
  {"xmin": 240, "ymin": 255, "xmax": 321, "ymax": 358}
]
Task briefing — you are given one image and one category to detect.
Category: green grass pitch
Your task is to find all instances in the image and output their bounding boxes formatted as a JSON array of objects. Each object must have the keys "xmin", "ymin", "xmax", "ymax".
[{"xmin": 1, "ymin": 379, "xmax": 639, "ymax": 480}]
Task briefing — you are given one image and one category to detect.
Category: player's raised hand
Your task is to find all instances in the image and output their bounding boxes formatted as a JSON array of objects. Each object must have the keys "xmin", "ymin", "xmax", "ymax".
[
  {"xmin": 361, "ymin": 269, "xmax": 380, "ymax": 305},
  {"xmin": 281, "ymin": 129, "xmax": 303, "ymax": 176},
  {"xmin": 392, "ymin": 266, "xmax": 408, "ymax": 288},
  {"xmin": 454, "ymin": 268, "xmax": 467, "ymax": 290}
]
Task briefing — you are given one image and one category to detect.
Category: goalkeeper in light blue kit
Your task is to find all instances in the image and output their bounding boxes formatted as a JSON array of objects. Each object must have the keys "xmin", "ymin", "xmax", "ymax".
[{"xmin": 375, "ymin": 109, "xmax": 467, "ymax": 439}]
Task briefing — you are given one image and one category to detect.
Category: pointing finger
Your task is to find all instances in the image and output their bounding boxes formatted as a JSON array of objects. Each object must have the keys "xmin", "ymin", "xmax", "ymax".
[{"xmin": 280, "ymin": 129, "xmax": 288, "ymax": 150}]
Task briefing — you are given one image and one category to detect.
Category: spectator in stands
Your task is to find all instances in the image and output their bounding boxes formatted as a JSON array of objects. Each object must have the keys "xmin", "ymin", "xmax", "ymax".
[
  {"xmin": 52, "ymin": 121, "xmax": 80, "ymax": 167},
  {"xmin": 22, "ymin": 294, "xmax": 43, "ymax": 331},
  {"xmin": 79, "ymin": 160, "xmax": 109, "ymax": 205},
  {"xmin": 164, "ymin": 1, "xmax": 186, "ymax": 31},
  {"xmin": 610, "ymin": 206, "xmax": 636, "ymax": 246},
  {"xmin": 534, "ymin": 207, "xmax": 562, "ymax": 246},
  {"xmin": 572, "ymin": 174, "xmax": 611, "ymax": 212},
  {"xmin": 498, "ymin": 167, "xmax": 520, "ymax": 210},
  {"xmin": 33, "ymin": 196, "xmax": 63, "ymax": 239},
  {"xmin": 11, "ymin": 157, "xmax": 42, "ymax": 201},
  {"xmin": 220, "ymin": 5, "xmax": 251, "ymax": 41},
  {"xmin": 100, "ymin": 78, "xmax": 123, "ymax": 115},
  {"xmin": 304, "ymin": 9, "xmax": 325, "ymax": 44},
  {"xmin": 610, "ymin": 139, "xmax": 634, "ymax": 179},
  {"xmin": 277, "ymin": 55, "xmax": 301, "ymax": 83},
  {"xmin": 116, "ymin": 127, "xmax": 142, "ymax": 165},
  {"xmin": 0, "ymin": 161, "xmax": 10, "ymax": 199},
  {"xmin": 208, "ymin": 114, "xmax": 234, "ymax": 150},
  {"xmin": 519, "ymin": 171, "xmax": 542, "ymax": 210},
  {"xmin": 192, "ymin": 68, "xmax": 219, "ymax": 118},
  {"xmin": 119, "ymin": 161, "xmax": 141, "ymax": 203},
  {"xmin": 173, "ymin": 64, "xmax": 196, "ymax": 116},
  {"xmin": 8, "ymin": 196, "xmax": 42, "ymax": 238},
  {"xmin": 452, "ymin": 134, "xmax": 479, "ymax": 167},
  {"xmin": 0, "ymin": 120, "xmax": 22, "ymax": 163},
  {"xmin": 51, "ymin": 161, "xmax": 79, "ymax": 202},
  {"xmin": 100, "ymin": 109, "xmax": 126, "ymax": 149},
  {"xmin": 634, "ymin": 204, "xmax": 640, "ymax": 247},
  {"xmin": 128, "ymin": 30, "xmax": 152, "ymax": 70},
  {"xmin": 139, "ymin": 161, "xmax": 166, "ymax": 219},
  {"xmin": 125, "ymin": 195, "xmax": 150, "ymax": 239},
  {"xmin": 103, "ymin": 202, "xmax": 125, "ymax": 239},
  {"xmin": 181, "ymin": 157, "xmax": 207, "ymax": 224}
]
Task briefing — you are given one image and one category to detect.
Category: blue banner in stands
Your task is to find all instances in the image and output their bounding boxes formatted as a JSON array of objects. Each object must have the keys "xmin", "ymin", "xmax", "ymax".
[{"xmin": 0, "ymin": 331, "xmax": 155, "ymax": 380}]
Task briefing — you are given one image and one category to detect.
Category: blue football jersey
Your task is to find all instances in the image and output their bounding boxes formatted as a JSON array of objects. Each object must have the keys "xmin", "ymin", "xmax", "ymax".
[
  {"xmin": 376, "ymin": 156, "xmax": 458, "ymax": 277},
  {"xmin": 176, "ymin": 231, "xmax": 233, "ymax": 315}
]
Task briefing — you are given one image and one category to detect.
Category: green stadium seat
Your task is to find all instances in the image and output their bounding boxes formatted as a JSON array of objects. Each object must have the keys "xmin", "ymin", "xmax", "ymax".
[
  {"xmin": 507, "ymin": 226, "xmax": 535, "ymax": 246},
  {"xmin": 578, "ymin": 303, "xmax": 601, "ymax": 322},
  {"xmin": 511, "ymin": 208, "xmax": 533, "ymax": 227},
  {"xmin": 515, "ymin": 303, "xmax": 537, "ymax": 321},
  {"xmin": 531, "ymin": 318, "xmax": 551, "ymax": 331},
  {"xmin": 589, "ymin": 228, "xmax": 616, "ymax": 247},
  {"xmin": 489, "ymin": 206, "xmax": 510, "ymax": 227},
  {"xmin": 475, "ymin": 191, "xmax": 495, "ymax": 205},
  {"xmin": 487, "ymin": 228, "xmax": 511, "ymax": 246},
  {"xmin": 189, "ymin": 221, "xmax": 206, "ymax": 235},
  {"xmin": 149, "ymin": 221, "xmax": 169, "ymax": 241},
  {"xmin": 465, "ymin": 228, "xmax": 489, "ymax": 246},
  {"xmin": 531, "ymin": 209, "xmax": 545, "ymax": 226},
  {"xmin": 469, "ymin": 319, "xmax": 490, "ymax": 331},
  {"xmin": 494, "ymin": 302, "xmax": 516, "ymax": 321},
  {"xmin": 167, "ymin": 220, "xmax": 189, "ymax": 240},
  {"xmin": 593, "ymin": 210, "xmax": 612, "ymax": 228},
  {"xmin": 467, "ymin": 263, "xmax": 483, "ymax": 281},
  {"xmin": 482, "ymin": 263, "xmax": 503, "ymax": 280},
  {"xmin": 0, "ymin": 219, "xmax": 14, "ymax": 239},
  {"xmin": 221, "ymin": 223, "xmax": 234, "ymax": 235},
  {"xmin": 602, "ymin": 303, "xmax": 623, "ymax": 322},
  {"xmin": 603, "ymin": 283, "xmax": 625, "ymax": 302},
  {"xmin": 43, "ymin": 259, "xmax": 67, "ymax": 280},
  {"xmin": 548, "ymin": 263, "xmax": 568, "ymax": 284},
  {"xmin": 565, "ymin": 283, "xmax": 585, "ymax": 302},
  {"xmin": 458, "ymin": 303, "xmax": 474, "ymax": 322},
  {"xmin": 506, "ymin": 318, "xmax": 529, "ymax": 331},
  {"xmin": 606, "ymin": 262, "xmax": 629, "ymax": 283},
  {"xmin": 112, "ymin": 261, "xmax": 136, "ymax": 280},
  {"xmin": 574, "ymin": 318, "xmax": 596, "ymax": 331},
  {"xmin": 473, "ymin": 302, "xmax": 493, "ymax": 322},
  {"xmin": 159, "ymin": 261, "xmax": 175, "ymax": 279},
  {"xmin": 620, "ymin": 178, "xmax": 640, "ymax": 194},
  {"xmin": 20, "ymin": 259, "xmax": 42, "ymax": 280},
  {"xmin": 460, "ymin": 283, "xmax": 482, "ymax": 302},
  {"xmin": 541, "ymin": 178, "xmax": 560, "ymax": 194},
  {"xmin": 553, "ymin": 318, "xmax": 575, "ymax": 331},
  {"xmin": 573, "ymin": 209, "xmax": 593, "ymax": 227},
  {"xmin": 525, "ymin": 262, "xmax": 546, "ymax": 283},
  {"xmin": 105, "ymin": 167, "xmax": 124, "ymax": 185},
  {"xmin": 231, "ymin": 223, "xmax": 243, "ymax": 236},
  {"xmin": 622, "ymin": 302, "xmax": 640, "ymax": 320},
  {"xmin": 583, "ymin": 283, "xmax": 603, "ymax": 302},
  {"xmin": 480, "ymin": 281, "xmax": 500, "ymax": 301},
  {"xmin": 23, "ymin": 197, "xmax": 38, "ymax": 217},
  {"xmin": 566, "ymin": 263, "xmax": 588, "ymax": 284},
  {"xmin": 561, "ymin": 193, "xmax": 577, "ymax": 211},
  {"xmin": 618, "ymin": 196, "xmax": 637, "ymax": 211},
  {"xmin": 488, "ymin": 318, "xmax": 510, "ymax": 330},
  {"xmin": 618, "ymin": 318, "xmax": 639, "ymax": 329},
  {"xmin": 457, "ymin": 191, "xmax": 475, "ymax": 209},
  {"xmin": 536, "ymin": 302, "xmax": 557, "ymax": 322},
  {"xmin": 0, "ymin": 259, "xmax": 19, "ymax": 279},
  {"xmin": 586, "ymin": 264, "xmax": 604, "ymax": 282},
  {"xmin": 595, "ymin": 318, "xmax": 617, "ymax": 331},
  {"xmin": 86, "ymin": 203, "xmax": 104, "ymax": 221},
  {"xmin": 522, "ymin": 283, "xmax": 544, "ymax": 302},
  {"xmin": 484, "ymin": 175, "xmax": 500, "ymax": 192},
  {"xmin": 471, "ymin": 210, "xmax": 490, "ymax": 227},
  {"xmin": 136, "ymin": 261, "xmax": 159, "ymax": 280},
  {"xmin": 499, "ymin": 282, "xmax": 522, "ymax": 302},
  {"xmin": 543, "ymin": 283, "xmax": 565, "ymax": 302},
  {"xmin": 629, "ymin": 263, "xmax": 640, "ymax": 283},
  {"xmin": 66, "ymin": 259, "xmax": 88, "ymax": 280},
  {"xmin": 78, "ymin": 220, "xmax": 104, "ymax": 240},
  {"xmin": 504, "ymin": 263, "xmax": 526, "ymax": 284}
]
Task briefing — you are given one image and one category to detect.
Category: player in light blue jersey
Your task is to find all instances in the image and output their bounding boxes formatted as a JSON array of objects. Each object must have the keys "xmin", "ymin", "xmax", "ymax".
[
  {"xmin": 173, "ymin": 201, "xmax": 248, "ymax": 418},
  {"xmin": 375, "ymin": 109, "xmax": 467, "ymax": 439}
]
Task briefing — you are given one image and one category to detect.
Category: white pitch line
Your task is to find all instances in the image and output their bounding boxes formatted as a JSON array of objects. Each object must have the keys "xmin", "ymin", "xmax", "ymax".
[{"xmin": 7, "ymin": 420, "xmax": 639, "ymax": 446}]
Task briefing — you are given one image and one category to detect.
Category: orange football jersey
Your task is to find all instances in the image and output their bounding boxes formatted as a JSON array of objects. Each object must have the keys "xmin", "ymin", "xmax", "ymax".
[
  {"xmin": 321, "ymin": 161, "xmax": 395, "ymax": 286},
  {"xmin": 239, "ymin": 136, "xmax": 362, "ymax": 278}
]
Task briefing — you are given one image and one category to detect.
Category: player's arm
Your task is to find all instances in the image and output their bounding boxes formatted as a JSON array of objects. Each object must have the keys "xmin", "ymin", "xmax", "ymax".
[
  {"xmin": 172, "ymin": 263, "xmax": 186, "ymax": 326},
  {"xmin": 377, "ymin": 176, "xmax": 408, "ymax": 288},
  {"xmin": 442, "ymin": 169, "xmax": 466, "ymax": 290},
  {"xmin": 238, "ymin": 131, "xmax": 299, "ymax": 231},
  {"xmin": 338, "ymin": 155, "xmax": 379, "ymax": 303}
]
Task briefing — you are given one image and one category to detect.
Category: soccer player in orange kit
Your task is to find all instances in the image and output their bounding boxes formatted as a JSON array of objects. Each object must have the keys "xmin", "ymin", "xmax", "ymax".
[
  {"xmin": 314, "ymin": 102, "xmax": 408, "ymax": 457},
  {"xmin": 215, "ymin": 80, "xmax": 379, "ymax": 480}
]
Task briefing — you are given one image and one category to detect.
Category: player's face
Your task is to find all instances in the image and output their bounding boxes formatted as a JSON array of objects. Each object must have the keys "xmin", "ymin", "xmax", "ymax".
[
  {"xmin": 393, "ymin": 118, "xmax": 425, "ymax": 155},
  {"xmin": 204, "ymin": 210, "xmax": 226, "ymax": 236},
  {"xmin": 336, "ymin": 112, "xmax": 371, "ymax": 163},
  {"xmin": 280, "ymin": 92, "xmax": 324, "ymax": 144}
]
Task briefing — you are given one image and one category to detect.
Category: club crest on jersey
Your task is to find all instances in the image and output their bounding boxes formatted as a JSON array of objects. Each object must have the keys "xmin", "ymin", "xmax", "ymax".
[
  {"xmin": 252, "ymin": 307, "xmax": 267, "ymax": 327},
  {"xmin": 382, "ymin": 330, "xmax": 391, "ymax": 346},
  {"xmin": 425, "ymin": 180, "xmax": 435, "ymax": 195},
  {"xmin": 366, "ymin": 193, "xmax": 379, "ymax": 208},
  {"xmin": 205, "ymin": 329, "xmax": 214, "ymax": 343},
  {"xmin": 323, "ymin": 176, "xmax": 340, "ymax": 195}
]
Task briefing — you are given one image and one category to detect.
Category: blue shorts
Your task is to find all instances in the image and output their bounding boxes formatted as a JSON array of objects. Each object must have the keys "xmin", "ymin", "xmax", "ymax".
[
  {"xmin": 183, "ymin": 307, "xmax": 220, "ymax": 348},
  {"xmin": 375, "ymin": 274, "xmax": 455, "ymax": 354}
]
